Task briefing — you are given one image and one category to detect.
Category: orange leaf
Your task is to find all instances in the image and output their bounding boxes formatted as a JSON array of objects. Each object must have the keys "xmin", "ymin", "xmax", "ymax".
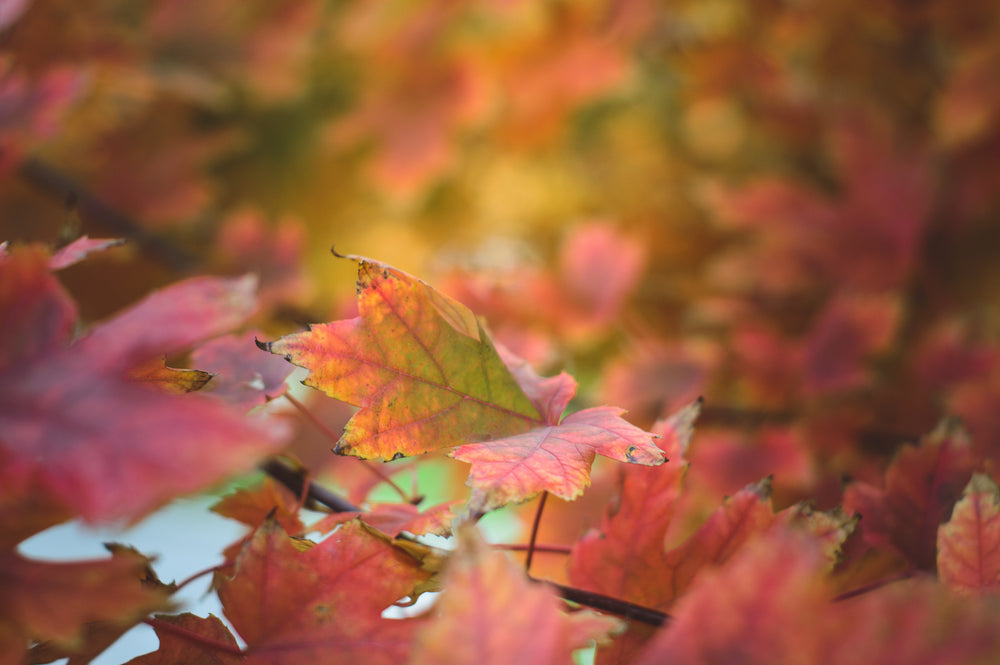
[
  {"xmin": 263, "ymin": 256, "xmax": 663, "ymax": 512},
  {"xmin": 263, "ymin": 256, "xmax": 544, "ymax": 460},
  {"xmin": 938, "ymin": 473, "xmax": 1000, "ymax": 592},
  {"xmin": 410, "ymin": 526, "xmax": 620, "ymax": 665}
]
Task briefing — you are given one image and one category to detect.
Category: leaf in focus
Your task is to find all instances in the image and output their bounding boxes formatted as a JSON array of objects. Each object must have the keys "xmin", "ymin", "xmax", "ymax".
[
  {"xmin": 453, "ymin": 405, "xmax": 665, "ymax": 514},
  {"xmin": 410, "ymin": 525, "xmax": 620, "ymax": 665},
  {"xmin": 264, "ymin": 256, "xmax": 543, "ymax": 459},
  {"xmin": 843, "ymin": 420, "xmax": 974, "ymax": 570},
  {"xmin": 264, "ymin": 256, "xmax": 664, "ymax": 512},
  {"xmin": 124, "ymin": 613, "xmax": 242, "ymax": 665},
  {"xmin": 216, "ymin": 518, "xmax": 430, "ymax": 665},
  {"xmin": 0, "ymin": 550, "xmax": 171, "ymax": 659},
  {"xmin": 937, "ymin": 473, "xmax": 1000, "ymax": 592},
  {"xmin": 0, "ymin": 247, "xmax": 284, "ymax": 538}
]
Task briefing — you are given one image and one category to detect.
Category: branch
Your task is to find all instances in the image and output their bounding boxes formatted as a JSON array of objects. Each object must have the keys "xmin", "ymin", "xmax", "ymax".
[
  {"xmin": 17, "ymin": 157, "xmax": 200, "ymax": 272},
  {"xmin": 261, "ymin": 457, "xmax": 671, "ymax": 628},
  {"xmin": 537, "ymin": 578, "xmax": 670, "ymax": 626},
  {"xmin": 260, "ymin": 458, "xmax": 360, "ymax": 513}
]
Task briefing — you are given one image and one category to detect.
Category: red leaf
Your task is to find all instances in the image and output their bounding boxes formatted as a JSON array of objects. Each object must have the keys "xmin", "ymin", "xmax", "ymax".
[
  {"xmin": 635, "ymin": 529, "xmax": 1000, "ymax": 665},
  {"xmin": 938, "ymin": 473, "xmax": 1000, "ymax": 592},
  {"xmin": 568, "ymin": 401, "xmax": 698, "ymax": 608},
  {"xmin": 0, "ymin": 550, "xmax": 171, "ymax": 658},
  {"xmin": 452, "ymin": 406, "xmax": 665, "ymax": 514},
  {"xmin": 217, "ymin": 519, "xmax": 430, "ymax": 665},
  {"xmin": 634, "ymin": 529, "xmax": 830, "ymax": 665},
  {"xmin": 125, "ymin": 613, "xmax": 242, "ymax": 665},
  {"xmin": 844, "ymin": 421, "xmax": 974, "ymax": 570},
  {"xmin": 410, "ymin": 526, "xmax": 620, "ymax": 665},
  {"xmin": 0, "ymin": 249, "xmax": 283, "ymax": 537}
]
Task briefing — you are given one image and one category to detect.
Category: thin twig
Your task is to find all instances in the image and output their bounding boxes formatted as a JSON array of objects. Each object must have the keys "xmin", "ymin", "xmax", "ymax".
[
  {"xmin": 262, "ymin": 458, "xmax": 670, "ymax": 628},
  {"xmin": 525, "ymin": 491, "xmax": 548, "ymax": 574},
  {"xmin": 283, "ymin": 393, "xmax": 412, "ymax": 502},
  {"xmin": 142, "ymin": 617, "xmax": 245, "ymax": 656},
  {"xmin": 536, "ymin": 578, "xmax": 671, "ymax": 626}
]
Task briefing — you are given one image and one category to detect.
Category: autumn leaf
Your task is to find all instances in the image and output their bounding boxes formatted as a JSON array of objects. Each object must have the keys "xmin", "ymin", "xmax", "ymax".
[
  {"xmin": 0, "ymin": 549, "xmax": 171, "ymax": 660},
  {"xmin": 634, "ymin": 528, "xmax": 830, "ymax": 665},
  {"xmin": 262, "ymin": 255, "xmax": 664, "ymax": 512},
  {"xmin": 216, "ymin": 518, "xmax": 430, "ymax": 665},
  {"xmin": 410, "ymin": 525, "xmax": 620, "ymax": 665},
  {"xmin": 124, "ymin": 613, "xmax": 243, "ymax": 665},
  {"xmin": 937, "ymin": 473, "xmax": 1000, "ymax": 593},
  {"xmin": 0, "ymin": 246, "xmax": 284, "ymax": 541},
  {"xmin": 636, "ymin": 527, "xmax": 1000, "ymax": 665},
  {"xmin": 263, "ymin": 255, "xmax": 543, "ymax": 459},
  {"xmin": 843, "ymin": 420, "xmax": 974, "ymax": 571}
]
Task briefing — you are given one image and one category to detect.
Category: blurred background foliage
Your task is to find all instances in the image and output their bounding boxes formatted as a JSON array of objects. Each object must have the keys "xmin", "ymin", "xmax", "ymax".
[{"xmin": 4, "ymin": 0, "xmax": 1000, "ymax": 568}]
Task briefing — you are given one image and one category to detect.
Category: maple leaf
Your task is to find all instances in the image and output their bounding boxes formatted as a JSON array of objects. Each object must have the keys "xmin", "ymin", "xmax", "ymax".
[
  {"xmin": 124, "ymin": 613, "xmax": 243, "ymax": 665},
  {"xmin": 410, "ymin": 525, "xmax": 620, "ymax": 665},
  {"xmin": 0, "ymin": 246, "xmax": 283, "ymax": 540},
  {"xmin": 937, "ymin": 473, "xmax": 1000, "ymax": 593},
  {"xmin": 216, "ymin": 518, "xmax": 430, "ymax": 665},
  {"xmin": 843, "ymin": 420, "xmax": 974, "ymax": 571},
  {"xmin": 262, "ymin": 256, "xmax": 542, "ymax": 459},
  {"xmin": 635, "ymin": 526, "xmax": 1000, "ymax": 665},
  {"xmin": 0, "ymin": 549, "xmax": 171, "ymax": 660},
  {"xmin": 262, "ymin": 255, "xmax": 664, "ymax": 512},
  {"xmin": 634, "ymin": 528, "xmax": 830, "ymax": 665}
]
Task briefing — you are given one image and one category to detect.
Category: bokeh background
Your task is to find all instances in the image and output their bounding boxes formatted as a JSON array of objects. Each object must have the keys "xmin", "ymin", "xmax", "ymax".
[{"xmin": 6, "ymin": 0, "xmax": 1000, "ymax": 625}]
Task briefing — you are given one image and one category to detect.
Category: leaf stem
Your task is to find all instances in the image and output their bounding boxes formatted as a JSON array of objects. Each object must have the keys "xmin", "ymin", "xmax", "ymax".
[
  {"xmin": 282, "ymin": 393, "xmax": 412, "ymax": 502},
  {"xmin": 525, "ymin": 491, "xmax": 548, "ymax": 574},
  {"xmin": 174, "ymin": 564, "xmax": 225, "ymax": 592},
  {"xmin": 142, "ymin": 617, "xmax": 245, "ymax": 656}
]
